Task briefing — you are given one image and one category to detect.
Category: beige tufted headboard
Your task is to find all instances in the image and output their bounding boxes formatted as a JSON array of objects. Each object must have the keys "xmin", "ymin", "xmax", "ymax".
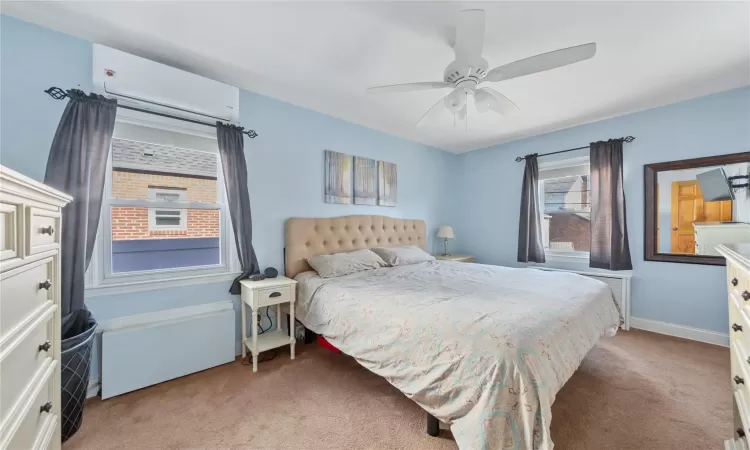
[{"xmin": 285, "ymin": 215, "xmax": 427, "ymax": 278}]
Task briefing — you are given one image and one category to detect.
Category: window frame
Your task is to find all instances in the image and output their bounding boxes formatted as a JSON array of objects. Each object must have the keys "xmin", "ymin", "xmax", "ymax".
[
  {"xmin": 538, "ymin": 156, "xmax": 591, "ymax": 263},
  {"xmin": 85, "ymin": 125, "xmax": 240, "ymax": 297}
]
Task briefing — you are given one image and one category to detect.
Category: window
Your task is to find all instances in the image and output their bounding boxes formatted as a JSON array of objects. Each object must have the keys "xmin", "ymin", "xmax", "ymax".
[
  {"xmin": 148, "ymin": 187, "xmax": 187, "ymax": 231},
  {"xmin": 539, "ymin": 157, "xmax": 591, "ymax": 259},
  {"xmin": 86, "ymin": 120, "xmax": 238, "ymax": 295}
]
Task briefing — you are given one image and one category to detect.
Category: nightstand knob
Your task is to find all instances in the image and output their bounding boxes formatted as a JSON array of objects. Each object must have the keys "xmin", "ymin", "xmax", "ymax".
[
  {"xmin": 40, "ymin": 402, "xmax": 52, "ymax": 414},
  {"xmin": 41, "ymin": 225, "xmax": 55, "ymax": 235},
  {"xmin": 39, "ymin": 279, "xmax": 52, "ymax": 290},
  {"xmin": 732, "ymin": 278, "xmax": 739, "ymax": 286},
  {"xmin": 743, "ymin": 291, "xmax": 750, "ymax": 301},
  {"xmin": 269, "ymin": 292, "xmax": 281, "ymax": 298},
  {"xmin": 735, "ymin": 375, "xmax": 745, "ymax": 385},
  {"xmin": 738, "ymin": 428, "xmax": 746, "ymax": 438},
  {"xmin": 38, "ymin": 341, "xmax": 51, "ymax": 352},
  {"xmin": 733, "ymin": 323, "xmax": 743, "ymax": 332}
]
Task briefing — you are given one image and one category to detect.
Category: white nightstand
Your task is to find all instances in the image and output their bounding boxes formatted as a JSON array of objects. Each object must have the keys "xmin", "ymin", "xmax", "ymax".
[
  {"xmin": 240, "ymin": 276, "xmax": 298, "ymax": 372},
  {"xmin": 434, "ymin": 254, "xmax": 474, "ymax": 262}
]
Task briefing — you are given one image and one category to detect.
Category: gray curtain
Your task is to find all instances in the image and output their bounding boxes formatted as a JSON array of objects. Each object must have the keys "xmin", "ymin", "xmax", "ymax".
[
  {"xmin": 517, "ymin": 154, "xmax": 546, "ymax": 263},
  {"xmin": 44, "ymin": 90, "xmax": 117, "ymax": 337},
  {"xmin": 216, "ymin": 122, "xmax": 260, "ymax": 294},
  {"xmin": 590, "ymin": 139, "xmax": 632, "ymax": 270}
]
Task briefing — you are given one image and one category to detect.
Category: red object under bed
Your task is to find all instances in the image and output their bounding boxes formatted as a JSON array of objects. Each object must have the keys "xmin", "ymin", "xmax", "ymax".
[{"xmin": 317, "ymin": 336, "xmax": 341, "ymax": 353}]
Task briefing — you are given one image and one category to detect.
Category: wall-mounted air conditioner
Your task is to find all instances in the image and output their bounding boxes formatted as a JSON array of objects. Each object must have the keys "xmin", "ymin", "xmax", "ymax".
[{"xmin": 93, "ymin": 45, "xmax": 239, "ymax": 130}]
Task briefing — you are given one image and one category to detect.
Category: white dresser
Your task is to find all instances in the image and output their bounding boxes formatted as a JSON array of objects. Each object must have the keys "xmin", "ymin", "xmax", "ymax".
[
  {"xmin": 0, "ymin": 166, "xmax": 72, "ymax": 450},
  {"xmin": 719, "ymin": 244, "xmax": 750, "ymax": 450}
]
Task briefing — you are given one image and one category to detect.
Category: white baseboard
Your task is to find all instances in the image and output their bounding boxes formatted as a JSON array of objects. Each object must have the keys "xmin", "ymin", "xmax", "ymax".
[{"xmin": 630, "ymin": 317, "xmax": 729, "ymax": 347}]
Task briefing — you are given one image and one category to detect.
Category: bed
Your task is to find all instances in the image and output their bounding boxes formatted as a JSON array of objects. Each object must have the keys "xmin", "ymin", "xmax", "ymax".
[{"xmin": 285, "ymin": 215, "xmax": 620, "ymax": 450}]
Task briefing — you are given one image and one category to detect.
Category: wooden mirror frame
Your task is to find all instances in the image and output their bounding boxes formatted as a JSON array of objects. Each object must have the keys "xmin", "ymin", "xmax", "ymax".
[{"xmin": 644, "ymin": 152, "xmax": 750, "ymax": 265}]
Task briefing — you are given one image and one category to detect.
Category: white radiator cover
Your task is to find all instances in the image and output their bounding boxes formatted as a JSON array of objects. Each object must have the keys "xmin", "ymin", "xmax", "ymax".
[
  {"xmin": 537, "ymin": 267, "xmax": 632, "ymax": 330},
  {"xmin": 100, "ymin": 302, "xmax": 235, "ymax": 399}
]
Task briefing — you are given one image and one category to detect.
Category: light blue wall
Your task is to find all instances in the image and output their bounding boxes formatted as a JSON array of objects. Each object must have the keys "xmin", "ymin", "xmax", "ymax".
[
  {"xmin": 0, "ymin": 16, "xmax": 456, "ymax": 381},
  {"xmin": 454, "ymin": 87, "xmax": 750, "ymax": 334},
  {"xmin": 1, "ymin": 15, "xmax": 93, "ymax": 178}
]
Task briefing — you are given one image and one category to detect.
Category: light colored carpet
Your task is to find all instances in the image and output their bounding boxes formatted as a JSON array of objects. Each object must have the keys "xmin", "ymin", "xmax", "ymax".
[{"xmin": 65, "ymin": 330, "xmax": 731, "ymax": 450}]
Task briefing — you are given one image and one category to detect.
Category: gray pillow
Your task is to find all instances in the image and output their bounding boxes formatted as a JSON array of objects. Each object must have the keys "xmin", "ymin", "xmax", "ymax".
[
  {"xmin": 306, "ymin": 249, "xmax": 387, "ymax": 278},
  {"xmin": 371, "ymin": 246, "xmax": 435, "ymax": 266}
]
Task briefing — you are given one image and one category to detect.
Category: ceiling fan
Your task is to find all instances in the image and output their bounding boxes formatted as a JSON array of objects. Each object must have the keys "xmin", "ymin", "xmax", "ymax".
[{"xmin": 367, "ymin": 9, "xmax": 596, "ymax": 127}]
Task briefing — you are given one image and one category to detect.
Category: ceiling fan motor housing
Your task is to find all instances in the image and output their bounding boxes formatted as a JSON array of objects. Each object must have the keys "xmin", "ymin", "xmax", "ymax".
[{"xmin": 443, "ymin": 58, "xmax": 489, "ymax": 88}]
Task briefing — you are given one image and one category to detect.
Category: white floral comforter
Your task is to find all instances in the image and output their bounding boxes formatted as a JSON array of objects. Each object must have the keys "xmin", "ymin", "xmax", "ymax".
[{"xmin": 295, "ymin": 260, "xmax": 620, "ymax": 450}]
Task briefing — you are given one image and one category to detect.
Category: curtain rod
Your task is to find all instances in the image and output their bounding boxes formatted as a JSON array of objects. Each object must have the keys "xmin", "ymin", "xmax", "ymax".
[
  {"xmin": 514, "ymin": 136, "xmax": 634, "ymax": 162},
  {"xmin": 44, "ymin": 87, "xmax": 258, "ymax": 138}
]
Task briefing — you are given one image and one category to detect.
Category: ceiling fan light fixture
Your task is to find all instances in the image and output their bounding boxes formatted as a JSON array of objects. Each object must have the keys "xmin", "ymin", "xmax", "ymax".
[{"xmin": 444, "ymin": 89, "xmax": 466, "ymax": 112}]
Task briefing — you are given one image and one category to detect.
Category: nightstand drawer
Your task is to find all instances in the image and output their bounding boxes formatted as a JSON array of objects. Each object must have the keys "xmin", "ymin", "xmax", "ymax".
[{"xmin": 255, "ymin": 286, "xmax": 292, "ymax": 308}]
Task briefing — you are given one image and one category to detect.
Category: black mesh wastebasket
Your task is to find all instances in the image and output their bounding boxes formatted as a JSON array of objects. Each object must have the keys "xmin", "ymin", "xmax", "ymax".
[{"xmin": 60, "ymin": 309, "xmax": 97, "ymax": 442}]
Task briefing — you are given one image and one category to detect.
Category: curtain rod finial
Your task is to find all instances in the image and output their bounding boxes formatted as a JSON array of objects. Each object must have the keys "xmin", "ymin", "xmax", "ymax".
[
  {"xmin": 45, "ymin": 87, "xmax": 68, "ymax": 100},
  {"xmin": 515, "ymin": 156, "xmax": 525, "ymax": 162},
  {"xmin": 624, "ymin": 136, "xmax": 635, "ymax": 143}
]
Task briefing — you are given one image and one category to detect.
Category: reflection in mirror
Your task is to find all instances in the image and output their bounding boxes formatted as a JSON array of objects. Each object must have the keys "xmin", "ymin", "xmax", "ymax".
[{"xmin": 656, "ymin": 162, "xmax": 749, "ymax": 256}]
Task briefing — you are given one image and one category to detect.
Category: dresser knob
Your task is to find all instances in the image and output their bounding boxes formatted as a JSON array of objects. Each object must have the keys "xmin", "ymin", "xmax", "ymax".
[
  {"xmin": 739, "ymin": 428, "xmax": 746, "ymax": 438},
  {"xmin": 732, "ymin": 278, "xmax": 739, "ymax": 286},
  {"xmin": 733, "ymin": 323, "xmax": 743, "ymax": 332},
  {"xmin": 40, "ymin": 225, "xmax": 55, "ymax": 235},
  {"xmin": 735, "ymin": 375, "xmax": 745, "ymax": 385},
  {"xmin": 38, "ymin": 341, "xmax": 51, "ymax": 352},
  {"xmin": 39, "ymin": 279, "xmax": 52, "ymax": 290},
  {"xmin": 40, "ymin": 402, "xmax": 52, "ymax": 414},
  {"xmin": 744, "ymin": 291, "xmax": 750, "ymax": 301}
]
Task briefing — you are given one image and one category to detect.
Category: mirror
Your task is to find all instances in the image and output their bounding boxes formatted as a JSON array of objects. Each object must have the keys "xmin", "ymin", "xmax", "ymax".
[{"xmin": 645, "ymin": 152, "xmax": 750, "ymax": 265}]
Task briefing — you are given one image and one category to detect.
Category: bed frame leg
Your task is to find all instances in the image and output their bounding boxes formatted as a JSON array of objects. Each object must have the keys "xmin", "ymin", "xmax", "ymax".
[{"xmin": 426, "ymin": 413, "xmax": 439, "ymax": 437}]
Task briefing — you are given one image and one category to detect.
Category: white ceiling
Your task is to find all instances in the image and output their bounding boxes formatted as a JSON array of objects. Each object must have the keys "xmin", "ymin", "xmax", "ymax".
[{"xmin": 5, "ymin": 1, "xmax": 750, "ymax": 153}]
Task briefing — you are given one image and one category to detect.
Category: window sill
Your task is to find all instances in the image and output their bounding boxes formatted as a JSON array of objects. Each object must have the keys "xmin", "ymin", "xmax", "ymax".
[
  {"xmin": 543, "ymin": 251, "xmax": 589, "ymax": 263},
  {"xmin": 85, "ymin": 270, "xmax": 241, "ymax": 298}
]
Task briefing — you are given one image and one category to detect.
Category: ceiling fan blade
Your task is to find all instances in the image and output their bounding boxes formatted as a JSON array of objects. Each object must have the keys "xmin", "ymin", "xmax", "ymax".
[
  {"xmin": 483, "ymin": 42, "xmax": 596, "ymax": 82},
  {"xmin": 367, "ymin": 82, "xmax": 452, "ymax": 94},
  {"xmin": 416, "ymin": 92, "xmax": 454, "ymax": 127},
  {"xmin": 474, "ymin": 87, "xmax": 520, "ymax": 115},
  {"xmin": 454, "ymin": 9, "xmax": 485, "ymax": 64}
]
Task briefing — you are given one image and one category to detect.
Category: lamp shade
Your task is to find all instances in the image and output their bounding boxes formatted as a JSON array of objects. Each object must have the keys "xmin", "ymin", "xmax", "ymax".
[{"xmin": 437, "ymin": 226, "xmax": 455, "ymax": 239}]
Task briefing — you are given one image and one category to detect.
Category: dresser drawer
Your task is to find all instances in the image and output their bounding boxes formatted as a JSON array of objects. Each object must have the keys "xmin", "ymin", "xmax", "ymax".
[
  {"xmin": 0, "ymin": 312, "xmax": 55, "ymax": 425},
  {"xmin": 0, "ymin": 258, "xmax": 54, "ymax": 339},
  {"xmin": 732, "ymin": 338, "xmax": 750, "ymax": 393},
  {"xmin": 3, "ymin": 369, "xmax": 55, "ymax": 450},
  {"xmin": 254, "ymin": 286, "xmax": 292, "ymax": 308},
  {"xmin": 26, "ymin": 207, "xmax": 60, "ymax": 256},
  {"xmin": 726, "ymin": 435, "xmax": 750, "ymax": 450},
  {"xmin": 730, "ymin": 263, "xmax": 750, "ymax": 303},
  {"xmin": 730, "ymin": 292, "xmax": 750, "ymax": 345},
  {"xmin": 0, "ymin": 201, "xmax": 22, "ymax": 268}
]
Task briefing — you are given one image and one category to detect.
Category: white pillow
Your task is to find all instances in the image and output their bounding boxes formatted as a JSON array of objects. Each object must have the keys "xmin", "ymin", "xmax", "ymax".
[
  {"xmin": 371, "ymin": 246, "xmax": 435, "ymax": 266},
  {"xmin": 306, "ymin": 249, "xmax": 387, "ymax": 278}
]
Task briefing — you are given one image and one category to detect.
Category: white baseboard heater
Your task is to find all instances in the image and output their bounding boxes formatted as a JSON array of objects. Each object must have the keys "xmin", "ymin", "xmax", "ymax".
[
  {"xmin": 537, "ymin": 267, "xmax": 632, "ymax": 330},
  {"xmin": 100, "ymin": 302, "xmax": 235, "ymax": 399}
]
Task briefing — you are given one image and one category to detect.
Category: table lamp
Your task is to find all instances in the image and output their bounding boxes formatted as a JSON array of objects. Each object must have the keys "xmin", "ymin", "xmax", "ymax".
[{"xmin": 437, "ymin": 226, "xmax": 455, "ymax": 256}]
